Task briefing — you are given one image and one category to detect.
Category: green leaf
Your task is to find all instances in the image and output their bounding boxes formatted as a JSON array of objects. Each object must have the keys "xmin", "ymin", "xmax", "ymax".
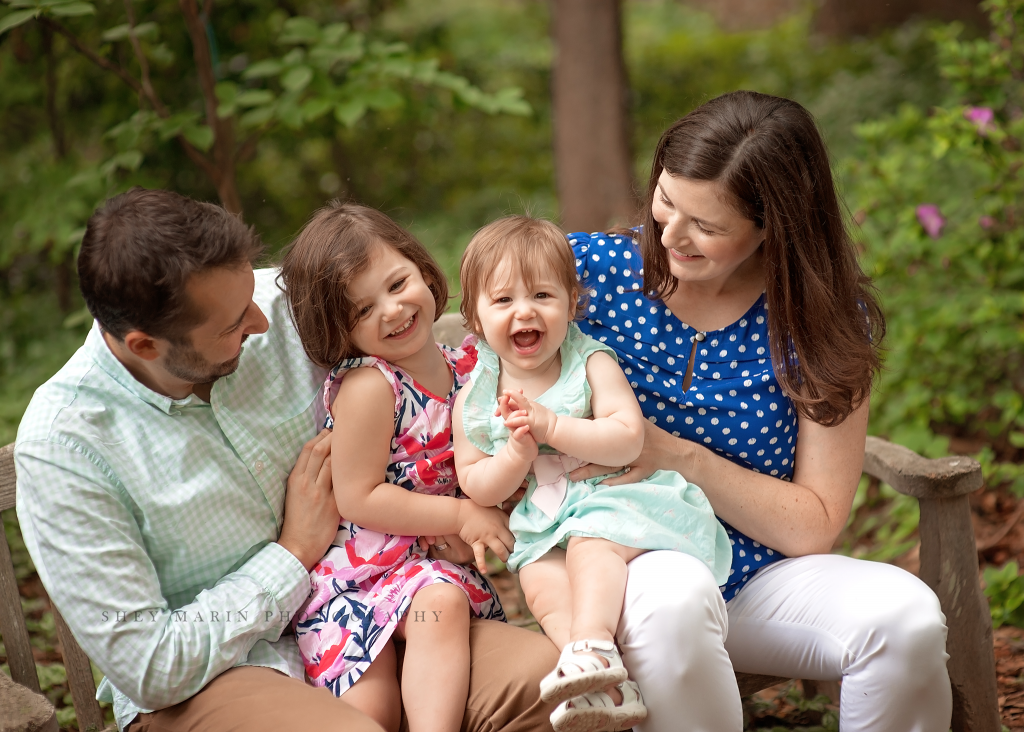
[
  {"xmin": 235, "ymin": 89, "xmax": 275, "ymax": 108},
  {"xmin": 102, "ymin": 22, "xmax": 159, "ymax": 42},
  {"xmin": 49, "ymin": 2, "xmax": 95, "ymax": 17},
  {"xmin": 239, "ymin": 105, "xmax": 275, "ymax": 128},
  {"xmin": 334, "ymin": 99, "xmax": 365, "ymax": 127},
  {"xmin": 215, "ymin": 81, "xmax": 238, "ymax": 118},
  {"xmin": 182, "ymin": 124, "xmax": 214, "ymax": 151},
  {"xmin": 279, "ymin": 16, "xmax": 320, "ymax": 45},
  {"xmin": 0, "ymin": 9, "xmax": 40, "ymax": 35},
  {"xmin": 320, "ymin": 22, "xmax": 350, "ymax": 46},
  {"xmin": 363, "ymin": 88, "xmax": 403, "ymax": 111},
  {"xmin": 281, "ymin": 65, "xmax": 313, "ymax": 93},
  {"xmin": 300, "ymin": 97, "xmax": 332, "ymax": 121},
  {"xmin": 100, "ymin": 150, "xmax": 144, "ymax": 176},
  {"xmin": 276, "ymin": 99, "xmax": 303, "ymax": 129},
  {"xmin": 242, "ymin": 59, "xmax": 283, "ymax": 79}
]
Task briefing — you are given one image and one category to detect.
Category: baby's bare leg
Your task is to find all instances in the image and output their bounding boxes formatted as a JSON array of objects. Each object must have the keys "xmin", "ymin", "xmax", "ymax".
[
  {"xmin": 400, "ymin": 583, "xmax": 471, "ymax": 732},
  {"xmin": 565, "ymin": 537, "xmax": 645, "ymax": 644},
  {"xmin": 342, "ymin": 639, "xmax": 401, "ymax": 732},
  {"xmin": 518, "ymin": 548, "xmax": 572, "ymax": 649}
]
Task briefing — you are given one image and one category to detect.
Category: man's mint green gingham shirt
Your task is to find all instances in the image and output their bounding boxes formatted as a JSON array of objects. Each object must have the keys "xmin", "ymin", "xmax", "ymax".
[{"xmin": 15, "ymin": 269, "xmax": 329, "ymax": 731}]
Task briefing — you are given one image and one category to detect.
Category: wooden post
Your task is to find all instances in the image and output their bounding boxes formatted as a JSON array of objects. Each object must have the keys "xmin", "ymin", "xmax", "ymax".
[
  {"xmin": 919, "ymin": 496, "xmax": 1000, "ymax": 732},
  {"xmin": 0, "ymin": 515, "xmax": 40, "ymax": 693},
  {"xmin": 52, "ymin": 607, "xmax": 105, "ymax": 732}
]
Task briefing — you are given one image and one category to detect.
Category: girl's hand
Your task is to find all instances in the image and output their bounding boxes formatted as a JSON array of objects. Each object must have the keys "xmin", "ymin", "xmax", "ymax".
[
  {"xmin": 456, "ymin": 500, "xmax": 515, "ymax": 573},
  {"xmin": 502, "ymin": 389, "xmax": 558, "ymax": 444}
]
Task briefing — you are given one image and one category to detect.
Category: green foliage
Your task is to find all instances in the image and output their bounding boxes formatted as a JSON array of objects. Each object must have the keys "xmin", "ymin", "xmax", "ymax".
[
  {"xmin": 983, "ymin": 561, "xmax": 1024, "ymax": 628},
  {"xmin": 842, "ymin": 0, "xmax": 1024, "ymax": 494}
]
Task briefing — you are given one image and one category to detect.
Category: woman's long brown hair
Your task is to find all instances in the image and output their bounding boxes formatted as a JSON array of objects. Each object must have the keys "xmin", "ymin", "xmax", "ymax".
[{"xmin": 638, "ymin": 91, "xmax": 885, "ymax": 426}]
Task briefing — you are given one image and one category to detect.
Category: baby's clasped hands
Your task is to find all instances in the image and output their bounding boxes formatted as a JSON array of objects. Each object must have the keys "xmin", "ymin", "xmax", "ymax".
[{"xmin": 498, "ymin": 388, "xmax": 560, "ymax": 445}]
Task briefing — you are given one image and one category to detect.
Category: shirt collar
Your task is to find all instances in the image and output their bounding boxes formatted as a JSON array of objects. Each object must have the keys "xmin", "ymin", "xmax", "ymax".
[{"xmin": 87, "ymin": 324, "xmax": 209, "ymax": 414}]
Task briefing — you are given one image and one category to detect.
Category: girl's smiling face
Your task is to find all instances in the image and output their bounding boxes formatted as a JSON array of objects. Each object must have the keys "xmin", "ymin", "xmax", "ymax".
[
  {"xmin": 347, "ymin": 244, "xmax": 438, "ymax": 363},
  {"xmin": 474, "ymin": 257, "xmax": 575, "ymax": 376},
  {"xmin": 652, "ymin": 171, "xmax": 766, "ymax": 290}
]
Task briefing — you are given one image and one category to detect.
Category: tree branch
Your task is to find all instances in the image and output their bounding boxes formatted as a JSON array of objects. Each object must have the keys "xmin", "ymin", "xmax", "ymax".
[
  {"xmin": 36, "ymin": 15, "xmax": 219, "ymax": 186},
  {"xmin": 234, "ymin": 131, "xmax": 261, "ymax": 164},
  {"xmin": 122, "ymin": 0, "xmax": 168, "ymax": 117},
  {"xmin": 40, "ymin": 24, "xmax": 66, "ymax": 160},
  {"xmin": 37, "ymin": 17, "xmax": 143, "ymax": 96},
  {"xmin": 179, "ymin": 0, "xmax": 242, "ymax": 213},
  {"xmin": 179, "ymin": 0, "xmax": 220, "ymax": 139}
]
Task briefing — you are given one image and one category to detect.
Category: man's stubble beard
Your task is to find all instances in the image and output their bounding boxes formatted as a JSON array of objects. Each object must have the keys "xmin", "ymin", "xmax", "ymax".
[{"xmin": 164, "ymin": 335, "xmax": 247, "ymax": 385}]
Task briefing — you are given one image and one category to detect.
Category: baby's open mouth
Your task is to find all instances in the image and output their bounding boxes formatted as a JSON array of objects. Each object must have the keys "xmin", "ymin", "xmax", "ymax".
[{"xmin": 512, "ymin": 329, "xmax": 541, "ymax": 350}]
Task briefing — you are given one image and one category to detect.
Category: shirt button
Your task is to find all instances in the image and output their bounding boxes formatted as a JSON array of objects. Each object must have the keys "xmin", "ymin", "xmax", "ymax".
[
  {"xmin": 694, "ymin": 332, "xmax": 706, "ymax": 342},
  {"xmin": 255, "ymin": 460, "xmax": 265, "ymax": 473}
]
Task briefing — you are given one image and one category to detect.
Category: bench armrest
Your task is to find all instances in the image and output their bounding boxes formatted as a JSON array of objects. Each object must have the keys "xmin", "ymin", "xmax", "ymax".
[{"xmin": 863, "ymin": 435, "xmax": 982, "ymax": 499}]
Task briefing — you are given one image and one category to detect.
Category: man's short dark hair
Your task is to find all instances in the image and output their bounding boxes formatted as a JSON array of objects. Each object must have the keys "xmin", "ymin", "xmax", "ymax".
[{"xmin": 78, "ymin": 188, "xmax": 264, "ymax": 341}]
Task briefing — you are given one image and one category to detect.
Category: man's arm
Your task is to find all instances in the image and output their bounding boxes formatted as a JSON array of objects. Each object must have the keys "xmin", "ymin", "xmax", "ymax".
[{"xmin": 15, "ymin": 439, "xmax": 313, "ymax": 712}]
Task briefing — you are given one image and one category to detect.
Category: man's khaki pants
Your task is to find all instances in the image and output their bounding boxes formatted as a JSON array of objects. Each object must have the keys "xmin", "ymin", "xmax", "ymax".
[{"xmin": 128, "ymin": 619, "xmax": 557, "ymax": 732}]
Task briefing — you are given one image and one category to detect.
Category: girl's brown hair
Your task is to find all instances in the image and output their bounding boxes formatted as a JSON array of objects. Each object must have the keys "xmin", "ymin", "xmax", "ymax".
[
  {"xmin": 460, "ymin": 216, "xmax": 587, "ymax": 336},
  {"xmin": 279, "ymin": 201, "xmax": 448, "ymax": 367},
  {"xmin": 639, "ymin": 91, "xmax": 885, "ymax": 426}
]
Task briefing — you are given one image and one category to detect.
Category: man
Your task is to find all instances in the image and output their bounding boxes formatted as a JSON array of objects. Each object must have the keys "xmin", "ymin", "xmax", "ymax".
[{"xmin": 15, "ymin": 188, "xmax": 556, "ymax": 731}]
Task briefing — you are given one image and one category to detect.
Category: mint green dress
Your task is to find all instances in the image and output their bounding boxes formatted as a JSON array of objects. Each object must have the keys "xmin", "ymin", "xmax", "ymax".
[{"xmin": 462, "ymin": 323, "xmax": 732, "ymax": 581}]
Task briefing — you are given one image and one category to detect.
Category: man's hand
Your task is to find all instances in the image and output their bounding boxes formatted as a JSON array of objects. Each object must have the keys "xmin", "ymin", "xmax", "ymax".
[
  {"xmin": 456, "ymin": 500, "xmax": 515, "ymax": 573},
  {"xmin": 277, "ymin": 429, "xmax": 339, "ymax": 571}
]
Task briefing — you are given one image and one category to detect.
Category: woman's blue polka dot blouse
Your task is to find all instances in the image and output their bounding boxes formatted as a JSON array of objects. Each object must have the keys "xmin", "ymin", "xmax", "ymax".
[{"xmin": 570, "ymin": 231, "xmax": 795, "ymax": 601}]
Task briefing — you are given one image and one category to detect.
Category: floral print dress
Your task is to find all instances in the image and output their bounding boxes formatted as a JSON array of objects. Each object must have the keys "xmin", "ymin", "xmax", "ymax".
[{"xmin": 293, "ymin": 339, "xmax": 505, "ymax": 697}]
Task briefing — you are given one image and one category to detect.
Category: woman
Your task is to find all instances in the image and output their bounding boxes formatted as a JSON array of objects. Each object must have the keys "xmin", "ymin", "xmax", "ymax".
[{"xmin": 564, "ymin": 91, "xmax": 950, "ymax": 731}]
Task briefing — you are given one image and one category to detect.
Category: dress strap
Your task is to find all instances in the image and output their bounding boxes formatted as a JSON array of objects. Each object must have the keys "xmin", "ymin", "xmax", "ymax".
[
  {"xmin": 461, "ymin": 340, "xmax": 504, "ymax": 456},
  {"xmin": 323, "ymin": 355, "xmax": 403, "ymax": 430}
]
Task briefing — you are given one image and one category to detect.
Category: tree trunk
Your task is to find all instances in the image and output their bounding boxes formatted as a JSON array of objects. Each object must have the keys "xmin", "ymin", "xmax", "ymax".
[{"xmin": 550, "ymin": 0, "xmax": 635, "ymax": 233}]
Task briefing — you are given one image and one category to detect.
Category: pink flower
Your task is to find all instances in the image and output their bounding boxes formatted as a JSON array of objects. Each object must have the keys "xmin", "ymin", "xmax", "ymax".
[
  {"xmin": 979, "ymin": 216, "xmax": 995, "ymax": 229},
  {"xmin": 964, "ymin": 107, "xmax": 995, "ymax": 135},
  {"xmin": 916, "ymin": 205, "xmax": 946, "ymax": 239}
]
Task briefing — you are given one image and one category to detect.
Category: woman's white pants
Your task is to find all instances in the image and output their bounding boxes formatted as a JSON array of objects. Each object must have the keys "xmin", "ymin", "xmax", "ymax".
[{"xmin": 617, "ymin": 552, "xmax": 952, "ymax": 732}]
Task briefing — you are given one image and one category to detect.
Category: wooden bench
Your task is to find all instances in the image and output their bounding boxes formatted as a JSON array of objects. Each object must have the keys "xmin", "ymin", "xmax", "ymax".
[{"xmin": 0, "ymin": 313, "xmax": 999, "ymax": 730}]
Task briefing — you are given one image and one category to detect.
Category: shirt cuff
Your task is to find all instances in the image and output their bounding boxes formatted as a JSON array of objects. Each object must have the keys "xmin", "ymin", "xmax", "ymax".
[{"xmin": 237, "ymin": 542, "xmax": 310, "ymax": 617}]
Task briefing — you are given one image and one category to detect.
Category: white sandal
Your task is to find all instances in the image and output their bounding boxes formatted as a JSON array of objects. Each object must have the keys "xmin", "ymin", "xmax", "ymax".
[
  {"xmin": 539, "ymin": 639, "xmax": 629, "ymax": 704},
  {"xmin": 549, "ymin": 680, "xmax": 648, "ymax": 732}
]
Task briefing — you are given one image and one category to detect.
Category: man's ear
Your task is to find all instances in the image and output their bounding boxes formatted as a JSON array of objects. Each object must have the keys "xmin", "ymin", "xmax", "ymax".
[{"xmin": 122, "ymin": 331, "xmax": 162, "ymax": 362}]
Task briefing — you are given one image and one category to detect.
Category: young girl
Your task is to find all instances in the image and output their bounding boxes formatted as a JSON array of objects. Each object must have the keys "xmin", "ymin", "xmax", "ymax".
[
  {"xmin": 453, "ymin": 216, "xmax": 732, "ymax": 732},
  {"xmin": 280, "ymin": 201, "xmax": 513, "ymax": 732}
]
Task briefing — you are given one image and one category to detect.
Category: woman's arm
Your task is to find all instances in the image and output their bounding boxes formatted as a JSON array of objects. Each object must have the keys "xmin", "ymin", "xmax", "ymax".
[
  {"xmin": 504, "ymin": 351, "xmax": 646, "ymax": 466},
  {"xmin": 332, "ymin": 368, "xmax": 513, "ymax": 561},
  {"xmin": 580, "ymin": 399, "xmax": 869, "ymax": 557},
  {"xmin": 453, "ymin": 385, "xmax": 534, "ymax": 507}
]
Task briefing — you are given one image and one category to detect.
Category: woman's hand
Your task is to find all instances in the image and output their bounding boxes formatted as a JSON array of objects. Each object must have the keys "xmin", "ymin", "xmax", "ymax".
[
  {"xmin": 567, "ymin": 420, "xmax": 696, "ymax": 485},
  {"xmin": 456, "ymin": 500, "xmax": 515, "ymax": 573},
  {"xmin": 418, "ymin": 534, "xmax": 478, "ymax": 565}
]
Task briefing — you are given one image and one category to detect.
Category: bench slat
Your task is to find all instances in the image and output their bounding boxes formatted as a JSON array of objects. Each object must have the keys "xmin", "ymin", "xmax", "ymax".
[
  {"xmin": 53, "ymin": 606, "xmax": 105, "ymax": 731},
  {"xmin": 0, "ymin": 443, "xmax": 15, "ymax": 513},
  {"xmin": 0, "ymin": 512, "xmax": 40, "ymax": 692}
]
